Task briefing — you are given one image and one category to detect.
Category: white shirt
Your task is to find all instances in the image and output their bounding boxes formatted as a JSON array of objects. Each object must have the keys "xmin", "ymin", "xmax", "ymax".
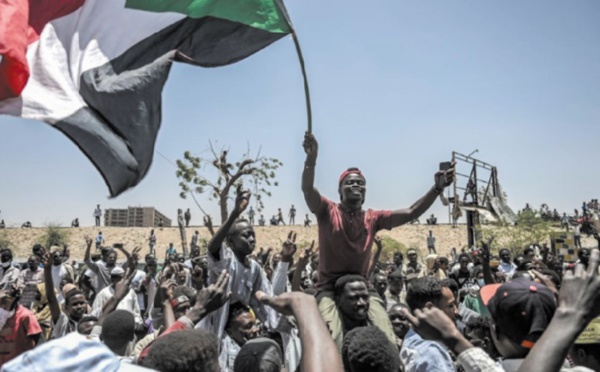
[
  {"xmin": 51, "ymin": 264, "xmax": 71, "ymax": 303},
  {"xmin": 219, "ymin": 334, "xmax": 241, "ymax": 372},
  {"xmin": 498, "ymin": 261, "xmax": 517, "ymax": 279},
  {"xmin": 0, "ymin": 265, "xmax": 20, "ymax": 289},
  {"xmin": 92, "ymin": 286, "xmax": 143, "ymax": 325},
  {"xmin": 197, "ymin": 244, "xmax": 280, "ymax": 341},
  {"xmin": 130, "ymin": 270, "xmax": 147, "ymax": 311}
]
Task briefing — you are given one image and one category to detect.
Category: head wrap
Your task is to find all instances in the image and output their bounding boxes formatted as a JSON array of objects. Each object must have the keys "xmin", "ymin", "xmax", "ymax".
[{"xmin": 339, "ymin": 168, "xmax": 364, "ymax": 186}]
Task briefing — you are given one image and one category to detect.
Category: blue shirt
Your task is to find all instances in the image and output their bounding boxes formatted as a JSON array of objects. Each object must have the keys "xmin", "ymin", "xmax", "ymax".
[{"xmin": 400, "ymin": 328, "xmax": 455, "ymax": 372}]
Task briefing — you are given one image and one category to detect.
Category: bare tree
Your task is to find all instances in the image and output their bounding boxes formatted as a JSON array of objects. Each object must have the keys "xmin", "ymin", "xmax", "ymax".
[{"xmin": 176, "ymin": 142, "xmax": 282, "ymax": 224}]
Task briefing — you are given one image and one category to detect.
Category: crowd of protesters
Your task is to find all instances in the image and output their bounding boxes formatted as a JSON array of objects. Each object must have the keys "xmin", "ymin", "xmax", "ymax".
[{"xmin": 0, "ymin": 133, "xmax": 598, "ymax": 372}]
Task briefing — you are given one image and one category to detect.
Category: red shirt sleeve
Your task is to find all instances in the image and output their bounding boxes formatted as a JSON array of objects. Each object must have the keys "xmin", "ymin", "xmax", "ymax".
[
  {"xmin": 24, "ymin": 311, "xmax": 42, "ymax": 337},
  {"xmin": 137, "ymin": 320, "xmax": 190, "ymax": 365},
  {"xmin": 372, "ymin": 209, "xmax": 393, "ymax": 231}
]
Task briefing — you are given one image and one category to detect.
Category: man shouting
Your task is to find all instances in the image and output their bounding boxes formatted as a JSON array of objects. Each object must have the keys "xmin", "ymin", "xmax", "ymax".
[{"xmin": 301, "ymin": 132, "xmax": 453, "ymax": 350}]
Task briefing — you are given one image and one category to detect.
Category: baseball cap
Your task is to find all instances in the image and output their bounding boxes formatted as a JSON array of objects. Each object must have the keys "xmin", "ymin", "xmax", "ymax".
[{"xmin": 481, "ymin": 278, "xmax": 556, "ymax": 348}]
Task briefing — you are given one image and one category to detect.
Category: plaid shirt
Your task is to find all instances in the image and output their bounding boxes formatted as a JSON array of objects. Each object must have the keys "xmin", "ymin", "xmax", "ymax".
[{"xmin": 17, "ymin": 268, "xmax": 44, "ymax": 308}]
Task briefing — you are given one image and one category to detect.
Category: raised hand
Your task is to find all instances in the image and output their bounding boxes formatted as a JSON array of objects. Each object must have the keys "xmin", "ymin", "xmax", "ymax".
[
  {"xmin": 302, "ymin": 132, "xmax": 318, "ymax": 164},
  {"xmin": 191, "ymin": 266, "xmax": 204, "ymax": 289},
  {"xmin": 255, "ymin": 290, "xmax": 307, "ymax": 317},
  {"xmin": 480, "ymin": 238, "xmax": 493, "ymax": 262},
  {"xmin": 374, "ymin": 236, "xmax": 383, "ymax": 251},
  {"xmin": 234, "ymin": 184, "xmax": 251, "ymax": 215},
  {"xmin": 557, "ymin": 248, "xmax": 600, "ymax": 323},
  {"xmin": 114, "ymin": 268, "xmax": 136, "ymax": 301},
  {"xmin": 195, "ymin": 270, "xmax": 231, "ymax": 314},
  {"xmin": 112, "ymin": 244, "xmax": 132, "ymax": 264},
  {"xmin": 402, "ymin": 307, "xmax": 461, "ymax": 342},
  {"xmin": 299, "ymin": 240, "xmax": 316, "ymax": 262},
  {"xmin": 159, "ymin": 278, "xmax": 177, "ymax": 302},
  {"xmin": 84, "ymin": 235, "xmax": 93, "ymax": 247},
  {"xmin": 531, "ymin": 269, "xmax": 559, "ymax": 300},
  {"xmin": 434, "ymin": 161, "xmax": 455, "ymax": 190},
  {"xmin": 38, "ymin": 246, "xmax": 51, "ymax": 269},
  {"xmin": 281, "ymin": 231, "xmax": 298, "ymax": 262}
]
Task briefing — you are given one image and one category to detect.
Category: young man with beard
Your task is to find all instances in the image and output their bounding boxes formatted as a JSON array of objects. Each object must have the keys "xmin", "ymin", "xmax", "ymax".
[
  {"xmin": 301, "ymin": 132, "xmax": 454, "ymax": 349},
  {"xmin": 220, "ymin": 302, "xmax": 261, "ymax": 371},
  {"xmin": 92, "ymin": 266, "xmax": 142, "ymax": 325},
  {"xmin": 84, "ymin": 237, "xmax": 118, "ymax": 293},
  {"xmin": 49, "ymin": 250, "xmax": 74, "ymax": 303},
  {"xmin": 333, "ymin": 275, "xmax": 371, "ymax": 350}
]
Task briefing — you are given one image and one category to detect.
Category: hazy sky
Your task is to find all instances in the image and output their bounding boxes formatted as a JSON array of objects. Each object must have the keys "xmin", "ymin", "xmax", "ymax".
[{"xmin": 1, "ymin": 0, "xmax": 599, "ymax": 227}]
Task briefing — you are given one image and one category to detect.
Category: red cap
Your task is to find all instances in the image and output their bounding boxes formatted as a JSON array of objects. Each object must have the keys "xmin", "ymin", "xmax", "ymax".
[{"xmin": 339, "ymin": 168, "xmax": 363, "ymax": 185}]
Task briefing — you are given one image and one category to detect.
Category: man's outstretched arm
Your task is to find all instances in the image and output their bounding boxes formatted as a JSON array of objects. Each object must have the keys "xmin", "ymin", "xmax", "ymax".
[
  {"xmin": 389, "ymin": 164, "xmax": 454, "ymax": 227},
  {"xmin": 256, "ymin": 291, "xmax": 343, "ymax": 372},
  {"xmin": 301, "ymin": 132, "xmax": 322, "ymax": 213}
]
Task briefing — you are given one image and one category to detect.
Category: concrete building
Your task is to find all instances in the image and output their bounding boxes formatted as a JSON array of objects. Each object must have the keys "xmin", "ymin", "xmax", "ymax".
[{"xmin": 104, "ymin": 207, "xmax": 171, "ymax": 227}]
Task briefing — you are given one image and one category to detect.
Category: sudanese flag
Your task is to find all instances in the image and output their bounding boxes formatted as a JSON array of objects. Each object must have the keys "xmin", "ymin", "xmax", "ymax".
[{"xmin": 0, "ymin": 0, "xmax": 292, "ymax": 196}]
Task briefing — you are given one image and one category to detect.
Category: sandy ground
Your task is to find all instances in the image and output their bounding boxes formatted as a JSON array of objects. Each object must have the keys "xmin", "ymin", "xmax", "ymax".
[{"xmin": 1, "ymin": 224, "xmax": 596, "ymax": 262}]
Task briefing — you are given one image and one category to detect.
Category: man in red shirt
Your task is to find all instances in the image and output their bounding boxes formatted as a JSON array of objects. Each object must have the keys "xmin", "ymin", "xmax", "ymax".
[
  {"xmin": 0, "ymin": 286, "xmax": 42, "ymax": 366},
  {"xmin": 301, "ymin": 132, "xmax": 453, "ymax": 349}
]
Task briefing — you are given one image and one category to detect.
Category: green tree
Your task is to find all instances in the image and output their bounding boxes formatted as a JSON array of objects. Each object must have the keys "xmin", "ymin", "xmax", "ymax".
[
  {"xmin": 176, "ymin": 142, "xmax": 282, "ymax": 224},
  {"xmin": 39, "ymin": 223, "xmax": 71, "ymax": 249},
  {"xmin": 379, "ymin": 236, "xmax": 408, "ymax": 263},
  {"xmin": 477, "ymin": 209, "xmax": 552, "ymax": 255}
]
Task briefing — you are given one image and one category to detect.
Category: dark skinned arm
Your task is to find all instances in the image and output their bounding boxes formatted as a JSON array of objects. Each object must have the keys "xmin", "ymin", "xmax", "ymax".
[
  {"xmin": 518, "ymin": 249, "xmax": 600, "ymax": 372},
  {"xmin": 257, "ymin": 291, "xmax": 343, "ymax": 372},
  {"xmin": 388, "ymin": 165, "xmax": 454, "ymax": 227},
  {"xmin": 185, "ymin": 271, "xmax": 230, "ymax": 325},
  {"xmin": 480, "ymin": 240, "xmax": 496, "ymax": 285},
  {"xmin": 301, "ymin": 132, "xmax": 322, "ymax": 213},
  {"xmin": 207, "ymin": 187, "xmax": 251, "ymax": 260},
  {"xmin": 40, "ymin": 248, "xmax": 61, "ymax": 324},
  {"xmin": 291, "ymin": 242, "xmax": 315, "ymax": 292},
  {"xmin": 367, "ymin": 236, "xmax": 383, "ymax": 280},
  {"xmin": 159, "ymin": 279, "xmax": 177, "ymax": 330},
  {"xmin": 83, "ymin": 235, "xmax": 95, "ymax": 268}
]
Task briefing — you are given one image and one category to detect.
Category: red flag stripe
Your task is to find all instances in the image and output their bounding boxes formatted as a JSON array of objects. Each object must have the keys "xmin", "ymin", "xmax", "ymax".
[{"xmin": 0, "ymin": 0, "xmax": 84, "ymax": 100}]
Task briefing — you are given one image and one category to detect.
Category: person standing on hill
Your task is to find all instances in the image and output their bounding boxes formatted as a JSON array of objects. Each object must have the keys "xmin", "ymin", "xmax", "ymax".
[
  {"xmin": 277, "ymin": 208, "xmax": 286, "ymax": 225},
  {"xmin": 93, "ymin": 205, "xmax": 102, "ymax": 227},
  {"xmin": 427, "ymin": 230, "xmax": 436, "ymax": 254},
  {"xmin": 289, "ymin": 205, "xmax": 296, "ymax": 225},
  {"xmin": 148, "ymin": 229, "xmax": 157, "ymax": 256},
  {"xmin": 95, "ymin": 232, "xmax": 104, "ymax": 251},
  {"xmin": 177, "ymin": 209, "xmax": 187, "ymax": 256},
  {"xmin": 301, "ymin": 131, "xmax": 454, "ymax": 350},
  {"xmin": 184, "ymin": 208, "xmax": 191, "ymax": 227}
]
